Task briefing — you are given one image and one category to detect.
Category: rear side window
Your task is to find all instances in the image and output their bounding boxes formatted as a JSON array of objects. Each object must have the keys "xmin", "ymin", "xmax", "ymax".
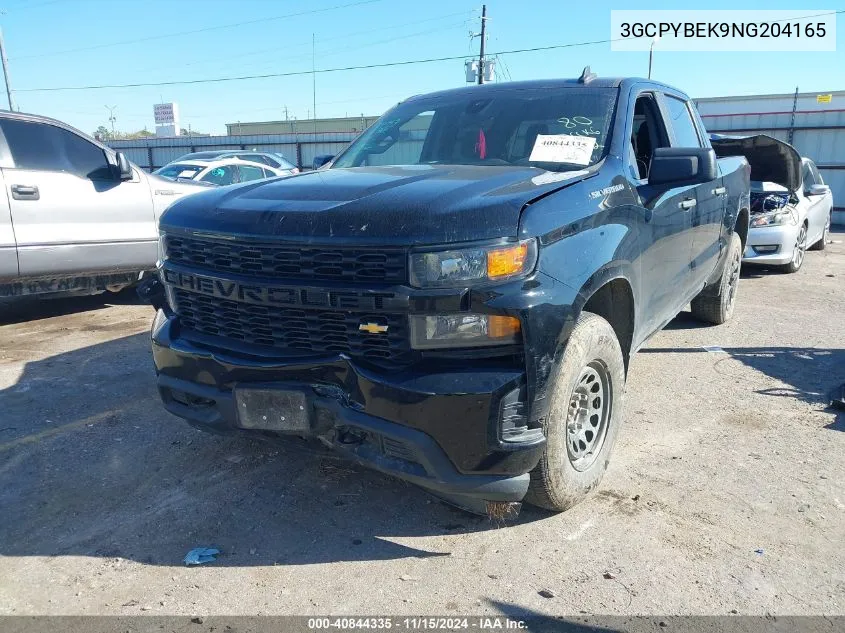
[
  {"xmin": 200, "ymin": 165, "xmax": 238, "ymax": 185},
  {"xmin": 1, "ymin": 118, "xmax": 112, "ymax": 179},
  {"xmin": 664, "ymin": 96, "xmax": 702, "ymax": 148},
  {"xmin": 238, "ymin": 164, "xmax": 265, "ymax": 182}
]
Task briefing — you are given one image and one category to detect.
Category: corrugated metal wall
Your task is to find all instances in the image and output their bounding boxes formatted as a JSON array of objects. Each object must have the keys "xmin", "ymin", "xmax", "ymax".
[
  {"xmin": 696, "ymin": 90, "xmax": 845, "ymax": 225},
  {"xmin": 107, "ymin": 132, "xmax": 359, "ymax": 172}
]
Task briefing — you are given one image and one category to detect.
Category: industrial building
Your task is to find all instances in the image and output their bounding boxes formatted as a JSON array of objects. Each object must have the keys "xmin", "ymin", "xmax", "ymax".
[{"xmin": 225, "ymin": 115, "xmax": 380, "ymax": 136}]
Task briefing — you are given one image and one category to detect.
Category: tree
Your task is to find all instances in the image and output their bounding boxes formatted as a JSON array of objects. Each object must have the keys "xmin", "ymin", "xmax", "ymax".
[{"xmin": 93, "ymin": 125, "xmax": 111, "ymax": 141}]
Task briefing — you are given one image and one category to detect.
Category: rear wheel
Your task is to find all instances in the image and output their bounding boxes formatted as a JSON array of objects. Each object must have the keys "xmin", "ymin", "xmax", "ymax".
[
  {"xmin": 808, "ymin": 214, "xmax": 830, "ymax": 251},
  {"xmin": 779, "ymin": 223, "xmax": 807, "ymax": 273},
  {"xmin": 690, "ymin": 231, "xmax": 742, "ymax": 325},
  {"xmin": 525, "ymin": 312, "xmax": 625, "ymax": 512}
]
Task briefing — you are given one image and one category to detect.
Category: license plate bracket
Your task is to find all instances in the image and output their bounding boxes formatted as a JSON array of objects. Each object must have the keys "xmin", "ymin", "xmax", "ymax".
[{"xmin": 234, "ymin": 387, "xmax": 311, "ymax": 432}]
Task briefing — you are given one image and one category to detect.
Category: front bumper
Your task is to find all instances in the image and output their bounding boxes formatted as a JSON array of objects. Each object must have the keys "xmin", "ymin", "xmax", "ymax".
[
  {"xmin": 743, "ymin": 223, "xmax": 800, "ymax": 265},
  {"xmin": 151, "ymin": 310, "xmax": 547, "ymax": 511}
]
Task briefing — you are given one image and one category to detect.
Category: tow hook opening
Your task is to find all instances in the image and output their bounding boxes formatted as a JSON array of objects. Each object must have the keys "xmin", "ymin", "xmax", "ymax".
[{"xmin": 336, "ymin": 426, "xmax": 367, "ymax": 446}]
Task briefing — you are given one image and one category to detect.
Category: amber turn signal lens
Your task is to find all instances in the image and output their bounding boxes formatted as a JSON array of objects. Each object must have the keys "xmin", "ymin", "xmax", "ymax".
[
  {"xmin": 487, "ymin": 243, "xmax": 530, "ymax": 279},
  {"xmin": 488, "ymin": 315, "xmax": 521, "ymax": 339}
]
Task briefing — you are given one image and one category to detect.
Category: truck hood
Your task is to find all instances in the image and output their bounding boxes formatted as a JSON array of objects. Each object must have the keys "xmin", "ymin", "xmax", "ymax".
[
  {"xmin": 710, "ymin": 134, "xmax": 802, "ymax": 193},
  {"xmin": 159, "ymin": 165, "xmax": 592, "ymax": 245}
]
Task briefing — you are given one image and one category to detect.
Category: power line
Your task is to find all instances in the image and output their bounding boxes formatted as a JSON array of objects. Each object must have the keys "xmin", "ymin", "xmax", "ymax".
[
  {"xmin": 131, "ymin": 10, "xmax": 471, "ymax": 76},
  {"xmin": 16, "ymin": 39, "xmax": 622, "ymax": 93},
  {"xmin": 9, "ymin": 0, "xmax": 385, "ymax": 61}
]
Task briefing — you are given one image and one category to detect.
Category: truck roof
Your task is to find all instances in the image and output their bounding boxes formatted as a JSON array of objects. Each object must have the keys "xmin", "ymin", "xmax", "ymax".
[{"xmin": 403, "ymin": 77, "xmax": 688, "ymax": 103}]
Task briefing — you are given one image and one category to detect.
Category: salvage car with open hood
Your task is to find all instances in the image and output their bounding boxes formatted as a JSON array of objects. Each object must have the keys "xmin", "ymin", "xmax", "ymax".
[
  {"xmin": 712, "ymin": 134, "xmax": 833, "ymax": 271},
  {"xmin": 143, "ymin": 73, "xmax": 753, "ymax": 516}
]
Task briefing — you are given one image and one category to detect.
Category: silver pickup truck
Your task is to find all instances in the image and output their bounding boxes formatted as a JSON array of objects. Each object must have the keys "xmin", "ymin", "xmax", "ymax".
[{"xmin": 0, "ymin": 111, "xmax": 204, "ymax": 300}]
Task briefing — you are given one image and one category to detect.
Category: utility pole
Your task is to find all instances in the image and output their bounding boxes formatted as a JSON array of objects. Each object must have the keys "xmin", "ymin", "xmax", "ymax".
[
  {"xmin": 105, "ymin": 105, "xmax": 117, "ymax": 137},
  {"xmin": 0, "ymin": 27, "xmax": 15, "ymax": 111},
  {"xmin": 648, "ymin": 36, "xmax": 659, "ymax": 79},
  {"xmin": 312, "ymin": 33, "xmax": 317, "ymax": 134},
  {"xmin": 477, "ymin": 5, "xmax": 487, "ymax": 85},
  {"xmin": 283, "ymin": 105, "xmax": 289, "ymax": 121}
]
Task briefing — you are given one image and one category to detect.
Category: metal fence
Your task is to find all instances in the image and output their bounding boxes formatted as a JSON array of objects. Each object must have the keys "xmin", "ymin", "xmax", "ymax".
[
  {"xmin": 695, "ymin": 90, "xmax": 845, "ymax": 225},
  {"xmin": 106, "ymin": 131, "xmax": 359, "ymax": 172}
]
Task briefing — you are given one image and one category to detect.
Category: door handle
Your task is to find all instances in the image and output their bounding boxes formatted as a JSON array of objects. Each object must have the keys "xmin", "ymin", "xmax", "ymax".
[
  {"xmin": 712, "ymin": 186, "xmax": 727, "ymax": 196},
  {"xmin": 679, "ymin": 198, "xmax": 697, "ymax": 210},
  {"xmin": 11, "ymin": 184, "xmax": 40, "ymax": 201}
]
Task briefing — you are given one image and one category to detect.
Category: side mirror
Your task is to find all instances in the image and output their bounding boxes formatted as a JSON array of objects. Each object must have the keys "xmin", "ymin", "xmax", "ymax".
[
  {"xmin": 116, "ymin": 152, "xmax": 133, "ymax": 180},
  {"xmin": 808, "ymin": 183, "xmax": 830, "ymax": 196},
  {"xmin": 648, "ymin": 147, "xmax": 717, "ymax": 187},
  {"xmin": 312, "ymin": 154, "xmax": 334, "ymax": 170}
]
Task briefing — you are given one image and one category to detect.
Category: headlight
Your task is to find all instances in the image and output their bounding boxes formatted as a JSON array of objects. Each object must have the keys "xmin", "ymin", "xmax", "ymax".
[
  {"xmin": 750, "ymin": 209, "xmax": 797, "ymax": 227},
  {"xmin": 409, "ymin": 239, "xmax": 538, "ymax": 288},
  {"xmin": 409, "ymin": 314, "xmax": 521, "ymax": 349},
  {"xmin": 157, "ymin": 232, "xmax": 167, "ymax": 268}
]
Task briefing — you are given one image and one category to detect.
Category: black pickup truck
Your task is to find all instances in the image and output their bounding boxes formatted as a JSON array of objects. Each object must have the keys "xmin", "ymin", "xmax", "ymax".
[{"xmin": 147, "ymin": 72, "xmax": 763, "ymax": 515}]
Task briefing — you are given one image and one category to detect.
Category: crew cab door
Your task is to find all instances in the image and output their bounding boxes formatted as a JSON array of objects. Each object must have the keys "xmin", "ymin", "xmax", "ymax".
[
  {"xmin": 627, "ymin": 91, "xmax": 697, "ymax": 334},
  {"xmin": 0, "ymin": 168, "xmax": 18, "ymax": 281},
  {"xmin": 0, "ymin": 117, "xmax": 156, "ymax": 278},
  {"xmin": 659, "ymin": 93, "xmax": 724, "ymax": 292}
]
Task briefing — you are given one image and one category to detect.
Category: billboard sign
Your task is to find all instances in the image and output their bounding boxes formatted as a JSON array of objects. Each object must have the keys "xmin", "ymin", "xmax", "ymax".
[{"xmin": 154, "ymin": 102, "xmax": 176, "ymax": 125}]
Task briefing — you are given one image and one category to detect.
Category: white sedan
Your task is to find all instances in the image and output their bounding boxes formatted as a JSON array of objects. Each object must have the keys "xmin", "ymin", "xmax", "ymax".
[
  {"xmin": 744, "ymin": 158, "xmax": 834, "ymax": 273},
  {"xmin": 153, "ymin": 156, "xmax": 296, "ymax": 186}
]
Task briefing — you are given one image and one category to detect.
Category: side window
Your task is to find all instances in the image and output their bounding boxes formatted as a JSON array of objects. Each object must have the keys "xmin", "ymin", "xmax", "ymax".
[
  {"xmin": 200, "ymin": 165, "xmax": 238, "ymax": 186},
  {"xmin": 262, "ymin": 168, "xmax": 276, "ymax": 178},
  {"xmin": 809, "ymin": 161, "xmax": 824, "ymax": 185},
  {"xmin": 664, "ymin": 96, "xmax": 703, "ymax": 148},
  {"xmin": 1, "ymin": 118, "xmax": 112, "ymax": 179},
  {"xmin": 630, "ymin": 95, "xmax": 669, "ymax": 180},
  {"xmin": 802, "ymin": 162, "xmax": 815, "ymax": 189},
  {"xmin": 238, "ymin": 164, "xmax": 265, "ymax": 182}
]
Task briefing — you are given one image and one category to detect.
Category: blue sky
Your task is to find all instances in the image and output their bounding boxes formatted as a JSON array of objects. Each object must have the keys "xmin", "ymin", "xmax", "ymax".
[{"xmin": 3, "ymin": 0, "xmax": 842, "ymax": 136}]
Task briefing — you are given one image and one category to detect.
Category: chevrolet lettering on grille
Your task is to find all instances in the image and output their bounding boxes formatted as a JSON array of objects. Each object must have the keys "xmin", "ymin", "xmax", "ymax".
[{"xmin": 162, "ymin": 268, "xmax": 406, "ymax": 311}]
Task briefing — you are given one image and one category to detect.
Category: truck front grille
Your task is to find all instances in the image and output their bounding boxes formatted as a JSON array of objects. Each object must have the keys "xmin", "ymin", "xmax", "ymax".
[
  {"xmin": 165, "ymin": 235, "xmax": 407, "ymax": 284},
  {"xmin": 172, "ymin": 288, "xmax": 413, "ymax": 365}
]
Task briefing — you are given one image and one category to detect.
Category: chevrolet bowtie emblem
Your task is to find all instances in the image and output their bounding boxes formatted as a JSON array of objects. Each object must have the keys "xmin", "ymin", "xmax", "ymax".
[{"xmin": 359, "ymin": 322, "xmax": 389, "ymax": 334}]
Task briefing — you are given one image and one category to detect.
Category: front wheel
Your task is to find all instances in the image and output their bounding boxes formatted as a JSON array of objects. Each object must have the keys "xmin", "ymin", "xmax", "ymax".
[
  {"xmin": 808, "ymin": 214, "xmax": 830, "ymax": 251},
  {"xmin": 525, "ymin": 311, "xmax": 625, "ymax": 512},
  {"xmin": 779, "ymin": 223, "xmax": 807, "ymax": 273},
  {"xmin": 690, "ymin": 231, "xmax": 742, "ymax": 325}
]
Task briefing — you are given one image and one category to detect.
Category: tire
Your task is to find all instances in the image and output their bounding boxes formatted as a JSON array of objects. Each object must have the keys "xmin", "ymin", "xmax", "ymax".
[
  {"xmin": 525, "ymin": 311, "xmax": 625, "ymax": 512},
  {"xmin": 808, "ymin": 214, "xmax": 830, "ymax": 251},
  {"xmin": 778, "ymin": 223, "xmax": 807, "ymax": 273},
  {"xmin": 690, "ymin": 231, "xmax": 742, "ymax": 325}
]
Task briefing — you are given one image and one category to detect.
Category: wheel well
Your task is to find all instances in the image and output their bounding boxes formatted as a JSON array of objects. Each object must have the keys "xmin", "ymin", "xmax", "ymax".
[
  {"xmin": 735, "ymin": 208, "xmax": 749, "ymax": 250},
  {"xmin": 582, "ymin": 278, "xmax": 635, "ymax": 371}
]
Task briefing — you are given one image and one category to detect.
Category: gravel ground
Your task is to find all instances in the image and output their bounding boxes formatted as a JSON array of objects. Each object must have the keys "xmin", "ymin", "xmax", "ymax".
[{"xmin": 0, "ymin": 232, "xmax": 843, "ymax": 617}]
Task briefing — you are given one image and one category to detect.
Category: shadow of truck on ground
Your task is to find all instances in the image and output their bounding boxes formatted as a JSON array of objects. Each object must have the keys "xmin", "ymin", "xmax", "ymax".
[{"xmin": 0, "ymin": 330, "xmax": 552, "ymax": 568}]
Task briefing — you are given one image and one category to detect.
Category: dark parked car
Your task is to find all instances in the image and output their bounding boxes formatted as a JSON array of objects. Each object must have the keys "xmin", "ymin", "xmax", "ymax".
[{"xmin": 145, "ymin": 73, "xmax": 772, "ymax": 515}]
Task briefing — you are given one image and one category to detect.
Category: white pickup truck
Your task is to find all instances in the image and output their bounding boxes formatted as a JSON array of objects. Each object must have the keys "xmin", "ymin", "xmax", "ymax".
[{"xmin": 0, "ymin": 111, "xmax": 204, "ymax": 300}]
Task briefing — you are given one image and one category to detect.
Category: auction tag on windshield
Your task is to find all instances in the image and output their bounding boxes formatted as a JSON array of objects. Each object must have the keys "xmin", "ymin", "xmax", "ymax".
[{"xmin": 529, "ymin": 134, "xmax": 596, "ymax": 165}]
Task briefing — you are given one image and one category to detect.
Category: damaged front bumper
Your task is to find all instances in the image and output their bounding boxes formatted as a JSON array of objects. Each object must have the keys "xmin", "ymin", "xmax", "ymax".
[
  {"xmin": 743, "ymin": 222, "xmax": 802, "ymax": 265},
  {"xmin": 150, "ymin": 310, "xmax": 546, "ymax": 514}
]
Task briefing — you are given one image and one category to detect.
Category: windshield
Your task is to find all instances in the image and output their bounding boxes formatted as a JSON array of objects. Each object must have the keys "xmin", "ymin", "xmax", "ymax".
[
  {"xmin": 154, "ymin": 163, "xmax": 204, "ymax": 180},
  {"xmin": 333, "ymin": 87, "xmax": 617, "ymax": 171}
]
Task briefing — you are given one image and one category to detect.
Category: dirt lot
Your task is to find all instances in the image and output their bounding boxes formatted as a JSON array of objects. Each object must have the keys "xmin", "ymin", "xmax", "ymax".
[{"xmin": 1, "ymin": 233, "xmax": 843, "ymax": 618}]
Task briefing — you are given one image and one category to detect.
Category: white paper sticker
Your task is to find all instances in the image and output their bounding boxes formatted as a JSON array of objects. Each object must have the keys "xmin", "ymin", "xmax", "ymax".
[
  {"xmin": 178, "ymin": 170, "xmax": 196, "ymax": 179},
  {"xmin": 529, "ymin": 134, "xmax": 597, "ymax": 165}
]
